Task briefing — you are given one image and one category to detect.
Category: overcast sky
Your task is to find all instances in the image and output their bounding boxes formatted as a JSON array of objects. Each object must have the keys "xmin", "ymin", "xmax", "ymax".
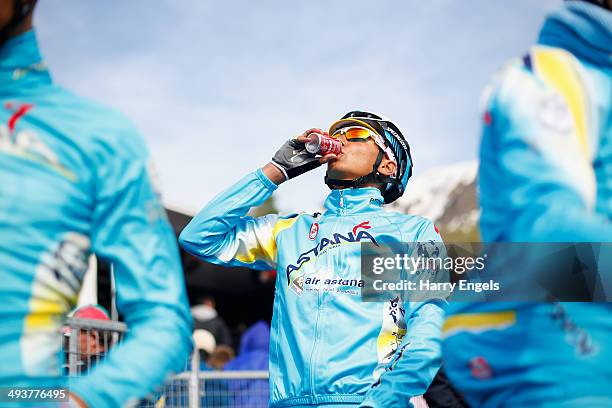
[{"xmin": 35, "ymin": 0, "xmax": 561, "ymax": 213}]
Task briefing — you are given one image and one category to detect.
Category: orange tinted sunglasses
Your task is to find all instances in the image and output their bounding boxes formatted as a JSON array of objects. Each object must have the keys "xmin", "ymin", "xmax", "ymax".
[{"xmin": 330, "ymin": 126, "xmax": 374, "ymax": 142}]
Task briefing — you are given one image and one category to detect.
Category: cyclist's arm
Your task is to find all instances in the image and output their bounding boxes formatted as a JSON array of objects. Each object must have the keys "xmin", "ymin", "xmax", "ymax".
[
  {"xmin": 179, "ymin": 168, "xmax": 281, "ymax": 270},
  {"xmin": 70, "ymin": 120, "xmax": 192, "ymax": 407},
  {"xmin": 480, "ymin": 62, "xmax": 612, "ymax": 242},
  {"xmin": 361, "ymin": 221, "xmax": 445, "ymax": 408}
]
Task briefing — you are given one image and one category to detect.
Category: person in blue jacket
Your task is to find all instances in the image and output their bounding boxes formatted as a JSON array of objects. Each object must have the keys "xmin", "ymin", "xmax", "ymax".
[
  {"xmin": 225, "ymin": 321, "xmax": 271, "ymax": 407},
  {"xmin": 443, "ymin": 0, "xmax": 612, "ymax": 406},
  {"xmin": 0, "ymin": 1, "xmax": 192, "ymax": 406},
  {"xmin": 180, "ymin": 111, "xmax": 446, "ymax": 408},
  {"xmin": 226, "ymin": 321, "xmax": 270, "ymax": 373}
]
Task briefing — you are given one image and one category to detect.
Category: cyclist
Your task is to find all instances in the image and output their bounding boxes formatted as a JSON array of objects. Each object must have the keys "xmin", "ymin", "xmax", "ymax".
[
  {"xmin": 443, "ymin": 0, "xmax": 612, "ymax": 406},
  {"xmin": 180, "ymin": 111, "xmax": 446, "ymax": 407},
  {"xmin": 0, "ymin": 1, "xmax": 192, "ymax": 406}
]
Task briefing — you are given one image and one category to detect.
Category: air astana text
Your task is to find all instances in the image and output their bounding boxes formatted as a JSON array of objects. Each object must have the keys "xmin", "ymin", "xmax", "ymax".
[{"xmin": 286, "ymin": 227, "xmax": 378, "ymax": 283}]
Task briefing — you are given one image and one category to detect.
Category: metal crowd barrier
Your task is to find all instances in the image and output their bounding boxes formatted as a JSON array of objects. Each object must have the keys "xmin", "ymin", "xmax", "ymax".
[
  {"xmin": 140, "ymin": 369, "xmax": 270, "ymax": 408},
  {"xmin": 63, "ymin": 317, "xmax": 270, "ymax": 407},
  {"xmin": 63, "ymin": 317, "xmax": 128, "ymax": 376},
  {"xmin": 63, "ymin": 317, "xmax": 425, "ymax": 407}
]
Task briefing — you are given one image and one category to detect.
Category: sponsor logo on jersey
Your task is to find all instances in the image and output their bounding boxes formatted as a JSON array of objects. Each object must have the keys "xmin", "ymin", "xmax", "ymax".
[
  {"xmin": 289, "ymin": 275, "xmax": 305, "ymax": 296},
  {"xmin": 287, "ymin": 221, "xmax": 377, "ymax": 286},
  {"xmin": 303, "ymin": 277, "xmax": 364, "ymax": 287},
  {"xmin": 483, "ymin": 110, "xmax": 492, "ymax": 126},
  {"xmin": 308, "ymin": 222, "xmax": 319, "ymax": 240},
  {"xmin": 1, "ymin": 103, "xmax": 76, "ymax": 180},
  {"xmin": 352, "ymin": 221, "xmax": 371, "ymax": 235},
  {"xmin": 538, "ymin": 92, "xmax": 573, "ymax": 135},
  {"xmin": 291, "ymin": 276, "xmax": 365, "ymax": 297},
  {"xmin": 551, "ymin": 303, "xmax": 597, "ymax": 357},
  {"xmin": 469, "ymin": 356, "xmax": 492, "ymax": 380}
]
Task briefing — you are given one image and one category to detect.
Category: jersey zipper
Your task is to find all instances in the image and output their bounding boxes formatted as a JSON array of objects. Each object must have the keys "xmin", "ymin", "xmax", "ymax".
[
  {"xmin": 308, "ymin": 289, "xmax": 323, "ymax": 400},
  {"xmin": 307, "ymin": 211, "xmax": 341, "ymax": 400}
]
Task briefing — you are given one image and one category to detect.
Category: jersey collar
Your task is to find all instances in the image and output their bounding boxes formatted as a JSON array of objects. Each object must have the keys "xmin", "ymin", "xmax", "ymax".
[
  {"xmin": 539, "ymin": 1, "xmax": 612, "ymax": 67},
  {"xmin": 0, "ymin": 30, "xmax": 51, "ymax": 93},
  {"xmin": 323, "ymin": 187, "xmax": 384, "ymax": 215}
]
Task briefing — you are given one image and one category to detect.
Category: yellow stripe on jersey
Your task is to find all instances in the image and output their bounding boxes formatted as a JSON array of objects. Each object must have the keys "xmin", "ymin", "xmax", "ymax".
[
  {"xmin": 24, "ymin": 297, "xmax": 68, "ymax": 329},
  {"xmin": 532, "ymin": 47, "xmax": 590, "ymax": 159},
  {"xmin": 373, "ymin": 300, "xmax": 407, "ymax": 383},
  {"xmin": 233, "ymin": 234, "xmax": 277, "ymax": 265},
  {"xmin": 272, "ymin": 216, "xmax": 301, "ymax": 239},
  {"xmin": 442, "ymin": 310, "xmax": 516, "ymax": 338},
  {"xmin": 234, "ymin": 215, "xmax": 301, "ymax": 265}
]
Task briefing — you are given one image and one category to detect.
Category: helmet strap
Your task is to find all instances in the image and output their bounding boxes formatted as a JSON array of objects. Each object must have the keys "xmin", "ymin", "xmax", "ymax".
[{"xmin": 325, "ymin": 150, "xmax": 400, "ymax": 191}]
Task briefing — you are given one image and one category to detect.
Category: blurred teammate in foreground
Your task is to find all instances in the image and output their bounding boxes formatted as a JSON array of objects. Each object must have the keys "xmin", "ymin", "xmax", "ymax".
[
  {"xmin": 443, "ymin": 0, "xmax": 612, "ymax": 406},
  {"xmin": 181, "ymin": 111, "xmax": 446, "ymax": 407},
  {"xmin": 0, "ymin": 1, "xmax": 192, "ymax": 406}
]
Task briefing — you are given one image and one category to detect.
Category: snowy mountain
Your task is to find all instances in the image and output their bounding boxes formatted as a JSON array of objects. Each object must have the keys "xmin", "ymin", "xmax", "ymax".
[{"xmin": 390, "ymin": 161, "xmax": 480, "ymax": 241}]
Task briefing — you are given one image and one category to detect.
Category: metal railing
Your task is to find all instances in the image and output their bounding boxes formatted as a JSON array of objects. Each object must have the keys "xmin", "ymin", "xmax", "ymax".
[
  {"xmin": 139, "ymin": 369, "xmax": 270, "ymax": 408},
  {"xmin": 63, "ymin": 317, "xmax": 128, "ymax": 376},
  {"xmin": 62, "ymin": 317, "xmax": 269, "ymax": 407},
  {"xmin": 62, "ymin": 317, "xmax": 426, "ymax": 407}
]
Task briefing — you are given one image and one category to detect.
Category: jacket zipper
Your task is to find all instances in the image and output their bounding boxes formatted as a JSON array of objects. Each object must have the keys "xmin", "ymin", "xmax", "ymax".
[
  {"xmin": 308, "ymin": 190, "xmax": 382, "ymax": 399},
  {"xmin": 308, "ymin": 290, "xmax": 323, "ymax": 400},
  {"xmin": 308, "ymin": 204, "xmax": 343, "ymax": 400}
]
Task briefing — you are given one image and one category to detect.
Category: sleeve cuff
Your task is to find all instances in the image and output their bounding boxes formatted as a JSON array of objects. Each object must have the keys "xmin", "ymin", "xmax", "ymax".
[{"xmin": 255, "ymin": 168, "xmax": 280, "ymax": 191}]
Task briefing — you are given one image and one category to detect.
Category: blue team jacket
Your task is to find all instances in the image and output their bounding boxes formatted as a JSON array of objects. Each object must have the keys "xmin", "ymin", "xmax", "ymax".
[
  {"xmin": 443, "ymin": 2, "xmax": 612, "ymax": 407},
  {"xmin": 0, "ymin": 31, "xmax": 192, "ymax": 407},
  {"xmin": 180, "ymin": 169, "xmax": 445, "ymax": 408}
]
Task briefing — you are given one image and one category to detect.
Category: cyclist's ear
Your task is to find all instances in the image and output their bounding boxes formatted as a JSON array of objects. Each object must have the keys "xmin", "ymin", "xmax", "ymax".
[{"xmin": 377, "ymin": 158, "xmax": 396, "ymax": 177}]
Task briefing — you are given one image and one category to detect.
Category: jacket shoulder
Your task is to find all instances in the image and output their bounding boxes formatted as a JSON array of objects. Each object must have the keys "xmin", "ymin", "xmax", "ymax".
[
  {"xmin": 482, "ymin": 45, "xmax": 587, "ymax": 115},
  {"xmin": 380, "ymin": 210, "xmax": 432, "ymax": 225},
  {"xmin": 41, "ymin": 86, "xmax": 148, "ymax": 159},
  {"xmin": 482, "ymin": 54, "xmax": 542, "ymax": 113},
  {"xmin": 271, "ymin": 212, "xmax": 320, "ymax": 239},
  {"xmin": 379, "ymin": 211, "xmax": 437, "ymax": 236}
]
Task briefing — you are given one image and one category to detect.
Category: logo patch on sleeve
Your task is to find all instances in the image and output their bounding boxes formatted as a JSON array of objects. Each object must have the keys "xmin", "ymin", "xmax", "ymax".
[{"xmin": 308, "ymin": 222, "xmax": 319, "ymax": 240}]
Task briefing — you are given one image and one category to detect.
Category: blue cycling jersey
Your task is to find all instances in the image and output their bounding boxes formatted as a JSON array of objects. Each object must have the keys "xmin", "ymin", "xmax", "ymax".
[
  {"xmin": 443, "ymin": 2, "xmax": 612, "ymax": 407},
  {"xmin": 180, "ymin": 169, "xmax": 445, "ymax": 408},
  {"xmin": 0, "ymin": 31, "xmax": 192, "ymax": 407}
]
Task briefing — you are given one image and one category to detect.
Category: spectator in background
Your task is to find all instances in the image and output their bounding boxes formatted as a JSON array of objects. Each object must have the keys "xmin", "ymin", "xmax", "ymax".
[
  {"xmin": 225, "ymin": 321, "xmax": 269, "ymax": 372},
  {"xmin": 225, "ymin": 321, "xmax": 270, "ymax": 408},
  {"xmin": 193, "ymin": 329, "xmax": 216, "ymax": 357},
  {"xmin": 193, "ymin": 329, "xmax": 216, "ymax": 371},
  {"xmin": 191, "ymin": 296, "xmax": 232, "ymax": 347},
  {"xmin": 206, "ymin": 345, "xmax": 235, "ymax": 370},
  {"xmin": 72, "ymin": 306, "xmax": 111, "ymax": 371},
  {"xmin": 63, "ymin": 305, "xmax": 112, "ymax": 374},
  {"xmin": 201, "ymin": 345, "xmax": 235, "ymax": 408}
]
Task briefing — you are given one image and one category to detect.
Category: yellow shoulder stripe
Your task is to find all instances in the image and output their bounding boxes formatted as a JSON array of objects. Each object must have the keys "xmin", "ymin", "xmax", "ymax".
[
  {"xmin": 234, "ymin": 215, "xmax": 300, "ymax": 265},
  {"xmin": 442, "ymin": 310, "xmax": 516, "ymax": 338},
  {"xmin": 532, "ymin": 47, "xmax": 590, "ymax": 159},
  {"xmin": 234, "ymin": 244, "xmax": 275, "ymax": 265},
  {"xmin": 24, "ymin": 298, "xmax": 68, "ymax": 330},
  {"xmin": 272, "ymin": 215, "xmax": 301, "ymax": 239}
]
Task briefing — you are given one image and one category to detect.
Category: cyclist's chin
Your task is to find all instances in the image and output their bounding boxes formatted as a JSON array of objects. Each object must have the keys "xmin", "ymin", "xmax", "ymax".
[
  {"xmin": 326, "ymin": 162, "xmax": 363, "ymax": 181},
  {"xmin": 326, "ymin": 160, "xmax": 347, "ymax": 177}
]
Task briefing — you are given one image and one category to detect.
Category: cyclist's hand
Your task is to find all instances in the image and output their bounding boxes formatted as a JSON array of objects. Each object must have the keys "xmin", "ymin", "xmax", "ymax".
[{"xmin": 267, "ymin": 128, "xmax": 337, "ymax": 184}]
